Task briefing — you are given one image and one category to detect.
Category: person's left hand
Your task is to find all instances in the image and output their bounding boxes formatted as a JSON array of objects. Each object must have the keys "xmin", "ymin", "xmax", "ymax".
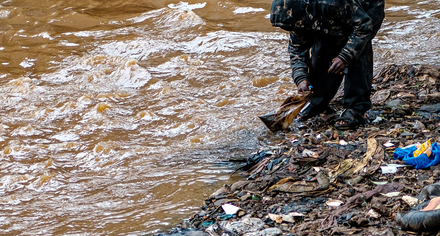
[
  {"xmin": 297, "ymin": 80, "xmax": 311, "ymax": 93},
  {"xmin": 328, "ymin": 57, "xmax": 347, "ymax": 74}
]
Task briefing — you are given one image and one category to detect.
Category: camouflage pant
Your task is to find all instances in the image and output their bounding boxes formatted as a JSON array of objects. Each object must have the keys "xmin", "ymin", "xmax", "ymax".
[{"xmin": 307, "ymin": 32, "xmax": 373, "ymax": 114}]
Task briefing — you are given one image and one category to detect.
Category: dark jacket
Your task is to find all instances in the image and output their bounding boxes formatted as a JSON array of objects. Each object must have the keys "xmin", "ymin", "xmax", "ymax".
[
  {"xmin": 271, "ymin": 0, "xmax": 383, "ymax": 85},
  {"xmin": 358, "ymin": 0, "xmax": 385, "ymax": 37}
]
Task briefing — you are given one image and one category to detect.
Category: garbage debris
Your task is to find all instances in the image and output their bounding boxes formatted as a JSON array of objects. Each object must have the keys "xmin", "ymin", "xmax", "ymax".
[
  {"xmin": 380, "ymin": 166, "xmax": 398, "ymax": 174},
  {"xmin": 366, "ymin": 209, "xmax": 381, "ymax": 219},
  {"xmin": 325, "ymin": 199, "xmax": 343, "ymax": 207},
  {"xmin": 394, "ymin": 142, "xmax": 440, "ymax": 169},
  {"xmin": 157, "ymin": 64, "xmax": 440, "ymax": 236},
  {"xmin": 259, "ymin": 91, "xmax": 311, "ymax": 132},
  {"xmin": 268, "ymin": 213, "xmax": 294, "ymax": 223},
  {"xmin": 402, "ymin": 196, "xmax": 419, "ymax": 207},
  {"xmin": 383, "ymin": 140, "xmax": 394, "ymax": 148},
  {"xmin": 413, "ymin": 139, "xmax": 432, "ymax": 158},
  {"xmin": 222, "ymin": 204, "xmax": 240, "ymax": 215}
]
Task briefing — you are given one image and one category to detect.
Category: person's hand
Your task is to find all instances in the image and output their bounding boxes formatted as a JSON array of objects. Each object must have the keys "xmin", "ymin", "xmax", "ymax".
[
  {"xmin": 297, "ymin": 80, "xmax": 311, "ymax": 93},
  {"xmin": 328, "ymin": 57, "xmax": 347, "ymax": 74}
]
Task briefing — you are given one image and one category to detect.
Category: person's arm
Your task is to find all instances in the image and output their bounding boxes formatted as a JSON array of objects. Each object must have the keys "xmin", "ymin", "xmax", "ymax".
[
  {"xmin": 336, "ymin": 1, "xmax": 374, "ymax": 66},
  {"xmin": 363, "ymin": 0, "xmax": 385, "ymax": 37},
  {"xmin": 289, "ymin": 31, "xmax": 312, "ymax": 90}
]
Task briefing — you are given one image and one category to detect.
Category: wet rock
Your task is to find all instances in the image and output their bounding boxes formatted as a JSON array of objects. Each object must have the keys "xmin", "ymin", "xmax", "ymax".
[
  {"xmin": 386, "ymin": 99, "xmax": 402, "ymax": 109},
  {"xmin": 240, "ymin": 193, "xmax": 252, "ymax": 201},
  {"xmin": 219, "ymin": 216, "xmax": 265, "ymax": 235},
  {"xmin": 184, "ymin": 231, "xmax": 209, "ymax": 236},
  {"xmin": 400, "ymin": 132, "xmax": 415, "ymax": 138},
  {"xmin": 181, "ymin": 219, "xmax": 191, "ymax": 230},
  {"xmin": 347, "ymin": 176, "xmax": 363, "ymax": 186},
  {"xmin": 158, "ymin": 229, "xmax": 209, "ymax": 236},
  {"xmin": 231, "ymin": 181, "xmax": 250, "ymax": 192},
  {"xmin": 244, "ymin": 227, "xmax": 282, "ymax": 236},
  {"xmin": 413, "ymin": 120, "xmax": 426, "ymax": 130},
  {"xmin": 213, "ymin": 199, "xmax": 237, "ymax": 207},
  {"xmin": 371, "ymin": 89, "xmax": 391, "ymax": 105},
  {"xmin": 210, "ymin": 185, "xmax": 230, "ymax": 199},
  {"xmin": 418, "ymin": 103, "xmax": 440, "ymax": 116}
]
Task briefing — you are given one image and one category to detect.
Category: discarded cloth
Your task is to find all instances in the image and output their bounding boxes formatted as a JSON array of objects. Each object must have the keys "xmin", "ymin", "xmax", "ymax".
[
  {"xmin": 396, "ymin": 183, "xmax": 440, "ymax": 232},
  {"xmin": 396, "ymin": 197, "xmax": 440, "ymax": 232},
  {"xmin": 393, "ymin": 143, "xmax": 440, "ymax": 169}
]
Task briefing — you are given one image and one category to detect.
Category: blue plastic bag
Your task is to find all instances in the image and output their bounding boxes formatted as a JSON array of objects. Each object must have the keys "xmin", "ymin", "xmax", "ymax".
[{"xmin": 394, "ymin": 142, "xmax": 440, "ymax": 169}]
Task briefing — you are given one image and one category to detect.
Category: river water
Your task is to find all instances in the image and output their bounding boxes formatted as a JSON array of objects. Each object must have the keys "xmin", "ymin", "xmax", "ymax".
[{"xmin": 0, "ymin": 0, "xmax": 438, "ymax": 235}]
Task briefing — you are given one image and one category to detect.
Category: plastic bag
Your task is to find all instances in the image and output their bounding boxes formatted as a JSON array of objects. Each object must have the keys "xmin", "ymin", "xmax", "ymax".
[
  {"xmin": 394, "ymin": 142, "xmax": 440, "ymax": 169},
  {"xmin": 259, "ymin": 91, "xmax": 311, "ymax": 132}
]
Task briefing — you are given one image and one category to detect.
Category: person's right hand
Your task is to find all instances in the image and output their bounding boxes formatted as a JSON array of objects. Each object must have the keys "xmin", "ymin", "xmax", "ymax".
[{"xmin": 297, "ymin": 80, "xmax": 311, "ymax": 93}]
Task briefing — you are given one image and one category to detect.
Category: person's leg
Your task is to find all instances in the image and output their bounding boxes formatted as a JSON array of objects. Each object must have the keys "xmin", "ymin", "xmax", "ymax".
[
  {"xmin": 298, "ymin": 34, "xmax": 346, "ymax": 120},
  {"xmin": 342, "ymin": 41, "xmax": 373, "ymax": 113},
  {"xmin": 335, "ymin": 41, "xmax": 373, "ymax": 128}
]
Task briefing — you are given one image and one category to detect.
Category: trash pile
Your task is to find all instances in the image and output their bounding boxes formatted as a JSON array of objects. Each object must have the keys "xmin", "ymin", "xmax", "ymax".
[{"xmin": 157, "ymin": 64, "xmax": 440, "ymax": 236}]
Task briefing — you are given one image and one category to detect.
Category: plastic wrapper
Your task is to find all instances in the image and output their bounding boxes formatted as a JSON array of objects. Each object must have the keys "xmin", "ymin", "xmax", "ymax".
[
  {"xmin": 259, "ymin": 91, "xmax": 311, "ymax": 132},
  {"xmin": 413, "ymin": 139, "xmax": 432, "ymax": 157}
]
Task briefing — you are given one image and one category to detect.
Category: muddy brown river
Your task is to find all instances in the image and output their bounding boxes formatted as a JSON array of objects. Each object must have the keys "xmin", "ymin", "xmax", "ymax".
[{"xmin": 0, "ymin": 0, "xmax": 438, "ymax": 235}]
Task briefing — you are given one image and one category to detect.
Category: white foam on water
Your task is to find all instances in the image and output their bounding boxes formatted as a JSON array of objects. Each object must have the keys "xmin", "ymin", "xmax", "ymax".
[
  {"xmin": 233, "ymin": 7, "xmax": 265, "ymax": 14},
  {"xmin": 168, "ymin": 2, "xmax": 207, "ymax": 11},
  {"xmin": 42, "ymin": 56, "xmax": 152, "ymax": 89},
  {"xmin": 19, "ymin": 58, "xmax": 36, "ymax": 68},
  {"xmin": 52, "ymin": 133, "xmax": 80, "ymax": 142}
]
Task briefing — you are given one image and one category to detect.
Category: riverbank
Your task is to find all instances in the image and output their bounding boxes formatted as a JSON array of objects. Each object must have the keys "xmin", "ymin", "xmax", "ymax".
[{"xmin": 156, "ymin": 64, "xmax": 440, "ymax": 236}]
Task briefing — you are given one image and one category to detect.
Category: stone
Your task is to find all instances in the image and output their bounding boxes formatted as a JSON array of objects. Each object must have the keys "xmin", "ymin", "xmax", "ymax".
[
  {"xmin": 386, "ymin": 99, "xmax": 402, "ymax": 109},
  {"xmin": 219, "ymin": 216, "xmax": 265, "ymax": 235},
  {"xmin": 231, "ymin": 181, "xmax": 250, "ymax": 192},
  {"xmin": 413, "ymin": 120, "xmax": 425, "ymax": 130},
  {"xmin": 371, "ymin": 89, "xmax": 390, "ymax": 105},
  {"xmin": 184, "ymin": 230, "xmax": 209, "ymax": 236},
  {"xmin": 241, "ymin": 193, "xmax": 252, "ymax": 201},
  {"xmin": 214, "ymin": 199, "xmax": 237, "ymax": 207},
  {"xmin": 209, "ymin": 185, "xmax": 230, "ymax": 199},
  {"xmin": 165, "ymin": 230, "xmax": 209, "ymax": 236},
  {"xmin": 243, "ymin": 228, "xmax": 283, "ymax": 236}
]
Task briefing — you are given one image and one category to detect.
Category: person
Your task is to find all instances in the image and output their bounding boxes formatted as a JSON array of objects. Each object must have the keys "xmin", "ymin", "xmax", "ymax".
[{"xmin": 270, "ymin": 0, "xmax": 385, "ymax": 130}]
